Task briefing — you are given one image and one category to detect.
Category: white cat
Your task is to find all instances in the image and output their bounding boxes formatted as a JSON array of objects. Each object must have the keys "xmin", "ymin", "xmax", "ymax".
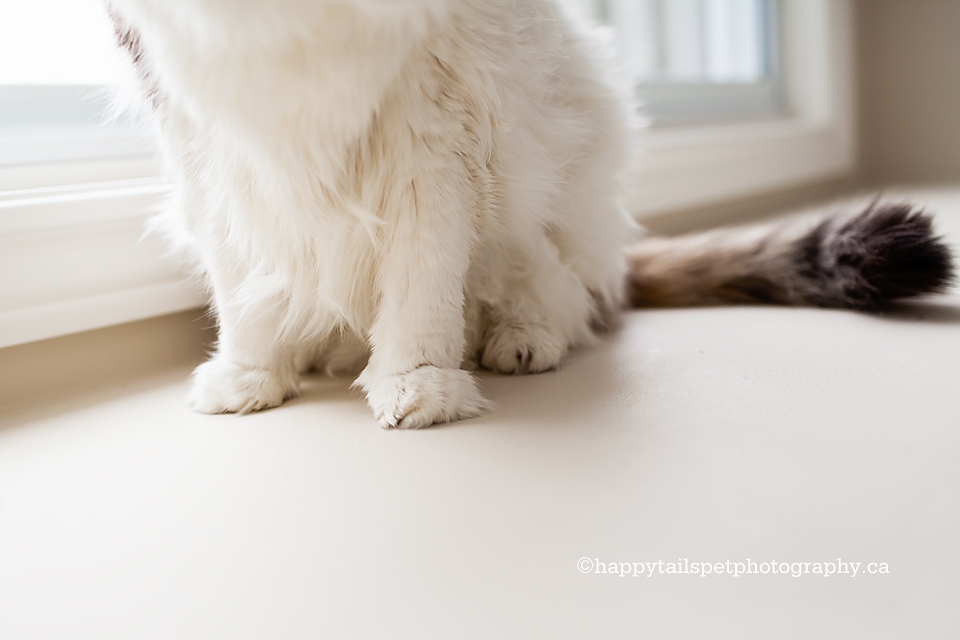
[{"xmin": 106, "ymin": 0, "xmax": 953, "ymax": 428}]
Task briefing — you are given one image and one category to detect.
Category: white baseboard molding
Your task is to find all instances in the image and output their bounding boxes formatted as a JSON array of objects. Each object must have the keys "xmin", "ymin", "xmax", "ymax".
[
  {"xmin": 0, "ymin": 177, "xmax": 205, "ymax": 348},
  {"xmin": 630, "ymin": 117, "xmax": 854, "ymax": 218},
  {"xmin": 0, "ymin": 279, "xmax": 204, "ymax": 349}
]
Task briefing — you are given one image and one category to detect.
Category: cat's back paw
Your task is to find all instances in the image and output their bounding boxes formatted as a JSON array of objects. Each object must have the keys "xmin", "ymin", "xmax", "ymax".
[
  {"xmin": 188, "ymin": 358, "xmax": 299, "ymax": 414},
  {"xmin": 480, "ymin": 321, "xmax": 567, "ymax": 374},
  {"xmin": 359, "ymin": 365, "xmax": 492, "ymax": 429}
]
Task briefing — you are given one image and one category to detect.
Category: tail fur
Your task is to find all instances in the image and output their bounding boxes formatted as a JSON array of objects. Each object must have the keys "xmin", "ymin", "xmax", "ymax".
[{"xmin": 626, "ymin": 201, "xmax": 956, "ymax": 310}]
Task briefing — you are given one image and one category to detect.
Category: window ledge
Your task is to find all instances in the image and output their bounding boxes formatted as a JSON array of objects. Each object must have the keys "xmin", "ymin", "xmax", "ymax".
[
  {"xmin": 630, "ymin": 114, "xmax": 855, "ymax": 217},
  {"xmin": 0, "ymin": 176, "xmax": 202, "ymax": 348}
]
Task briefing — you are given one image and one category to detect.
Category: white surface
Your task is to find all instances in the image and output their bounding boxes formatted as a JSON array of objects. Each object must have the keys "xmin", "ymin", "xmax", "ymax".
[
  {"xmin": 0, "ymin": 178, "xmax": 203, "ymax": 349},
  {"xmin": 1, "ymin": 191, "xmax": 959, "ymax": 638}
]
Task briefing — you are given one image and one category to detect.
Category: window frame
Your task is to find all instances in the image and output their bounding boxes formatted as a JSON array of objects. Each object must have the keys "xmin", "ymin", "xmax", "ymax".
[
  {"xmin": 0, "ymin": 0, "xmax": 856, "ymax": 348},
  {"xmin": 598, "ymin": 0, "xmax": 785, "ymax": 125},
  {"xmin": 0, "ymin": 85, "xmax": 155, "ymax": 166},
  {"xmin": 627, "ymin": 0, "xmax": 856, "ymax": 216}
]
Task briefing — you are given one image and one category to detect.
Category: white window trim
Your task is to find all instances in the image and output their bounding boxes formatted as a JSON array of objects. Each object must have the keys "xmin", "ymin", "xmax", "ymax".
[
  {"xmin": 0, "ymin": 174, "xmax": 202, "ymax": 349},
  {"xmin": 0, "ymin": 0, "xmax": 854, "ymax": 349},
  {"xmin": 629, "ymin": 0, "xmax": 856, "ymax": 215}
]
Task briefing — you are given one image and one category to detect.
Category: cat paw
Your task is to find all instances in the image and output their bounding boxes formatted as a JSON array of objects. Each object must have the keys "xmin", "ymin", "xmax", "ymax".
[
  {"xmin": 360, "ymin": 365, "xmax": 492, "ymax": 429},
  {"xmin": 187, "ymin": 358, "xmax": 299, "ymax": 414},
  {"xmin": 480, "ymin": 322, "xmax": 567, "ymax": 374}
]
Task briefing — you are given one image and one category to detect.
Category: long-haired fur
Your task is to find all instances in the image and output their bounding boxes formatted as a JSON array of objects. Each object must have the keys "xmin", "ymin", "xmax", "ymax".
[{"xmin": 627, "ymin": 200, "xmax": 954, "ymax": 309}]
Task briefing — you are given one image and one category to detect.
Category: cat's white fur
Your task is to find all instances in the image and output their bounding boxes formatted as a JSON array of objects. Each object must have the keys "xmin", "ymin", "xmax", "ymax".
[{"xmin": 108, "ymin": 0, "xmax": 639, "ymax": 428}]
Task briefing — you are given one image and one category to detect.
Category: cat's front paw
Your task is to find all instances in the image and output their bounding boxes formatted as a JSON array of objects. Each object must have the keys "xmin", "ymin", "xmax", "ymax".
[
  {"xmin": 188, "ymin": 358, "xmax": 299, "ymax": 414},
  {"xmin": 360, "ymin": 365, "xmax": 492, "ymax": 429},
  {"xmin": 480, "ymin": 322, "xmax": 567, "ymax": 374}
]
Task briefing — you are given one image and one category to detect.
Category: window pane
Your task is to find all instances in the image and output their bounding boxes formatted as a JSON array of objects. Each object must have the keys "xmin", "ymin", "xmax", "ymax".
[
  {"xmin": 0, "ymin": 0, "xmax": 124, "ymax": 85},
  {"xmin": 0, "ymin": 0, "xmax": 781, "ymax": 167},
  {"xmin": 0, "ymin": 1, "xmax": 151, "ymax": 166},
  {"xmin": 593, "ymin": 0, "xmax": 783, "ymax": 123}
]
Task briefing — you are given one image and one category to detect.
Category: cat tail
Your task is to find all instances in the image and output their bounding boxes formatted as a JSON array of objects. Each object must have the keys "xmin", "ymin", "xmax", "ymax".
[{"xmin": 625, "ymin": 200, "xmax": 955, "ymax": 310}]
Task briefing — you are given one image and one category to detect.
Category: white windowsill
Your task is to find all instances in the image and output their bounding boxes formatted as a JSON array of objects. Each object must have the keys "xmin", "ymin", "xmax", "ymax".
[
  {"xmin": 2, "ymin": 190, "xmax": 957, "ymax": 636},
  {"xmin": 0, "ymin": 0, "xmax": 853, "ymax": 349},
  {"xmin": 630, "ymin": 115, "xmax": 854, "ymax": 217},
  {"xmin": 0, "ymin": 175, "xmax": 203, "ymax": 349}
]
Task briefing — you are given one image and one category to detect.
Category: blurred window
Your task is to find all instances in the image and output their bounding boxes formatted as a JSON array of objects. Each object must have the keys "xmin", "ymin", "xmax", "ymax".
[
  {"xmin": 591, "ymin": 0, "xmax": 783, "ymax": 124},
  {"xmin": 1, "ymin": 0, "xmax": 782, "ymax": 167},
  {"xmin": 0, "ymin": 0, "xmax": 152, "ymax": 166}
]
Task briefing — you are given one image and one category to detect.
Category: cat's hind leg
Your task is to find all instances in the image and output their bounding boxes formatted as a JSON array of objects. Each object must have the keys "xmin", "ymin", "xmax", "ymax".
[
  {"xmin": 479, "ymin": 313, "xmax": 569, "ymax": 375},
  {"xmin": 477, "ymin": 232, "xmax": 594, "ymax": 375}
]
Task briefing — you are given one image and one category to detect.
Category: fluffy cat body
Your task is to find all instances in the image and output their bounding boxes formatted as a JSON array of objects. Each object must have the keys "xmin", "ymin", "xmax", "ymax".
[
  {"xmin": 108, "ymin": 0, "xmax": 636, "ymax": 427},
  {"xmin": 107, "ymin": 0, "xmax": 954, "ymax": 428}
]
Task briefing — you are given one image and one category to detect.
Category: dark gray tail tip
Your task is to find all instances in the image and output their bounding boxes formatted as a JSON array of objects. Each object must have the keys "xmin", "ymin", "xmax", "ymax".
[{"xmin": 841, "ymin": 202, "xmax": 956, "ymax": 309}]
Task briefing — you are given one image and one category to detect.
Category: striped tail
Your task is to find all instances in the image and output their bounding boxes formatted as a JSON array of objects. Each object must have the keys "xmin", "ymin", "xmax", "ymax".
[{"xmin": 625, "ymin": 201, "xmax": 955, "ymax": 310}]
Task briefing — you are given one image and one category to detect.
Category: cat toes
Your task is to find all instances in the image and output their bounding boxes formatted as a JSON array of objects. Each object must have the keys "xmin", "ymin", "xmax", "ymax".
[
  {"xmin": 360, "ymin": 365, "xmax": 492, "ymax": 429},
  {"xmin": 480, "ymin": 322, "xmax": 567, "ymax": 374},
  {"xmin": 187, "ymin": 358, "xmax": 299, "ymax": 414}
]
